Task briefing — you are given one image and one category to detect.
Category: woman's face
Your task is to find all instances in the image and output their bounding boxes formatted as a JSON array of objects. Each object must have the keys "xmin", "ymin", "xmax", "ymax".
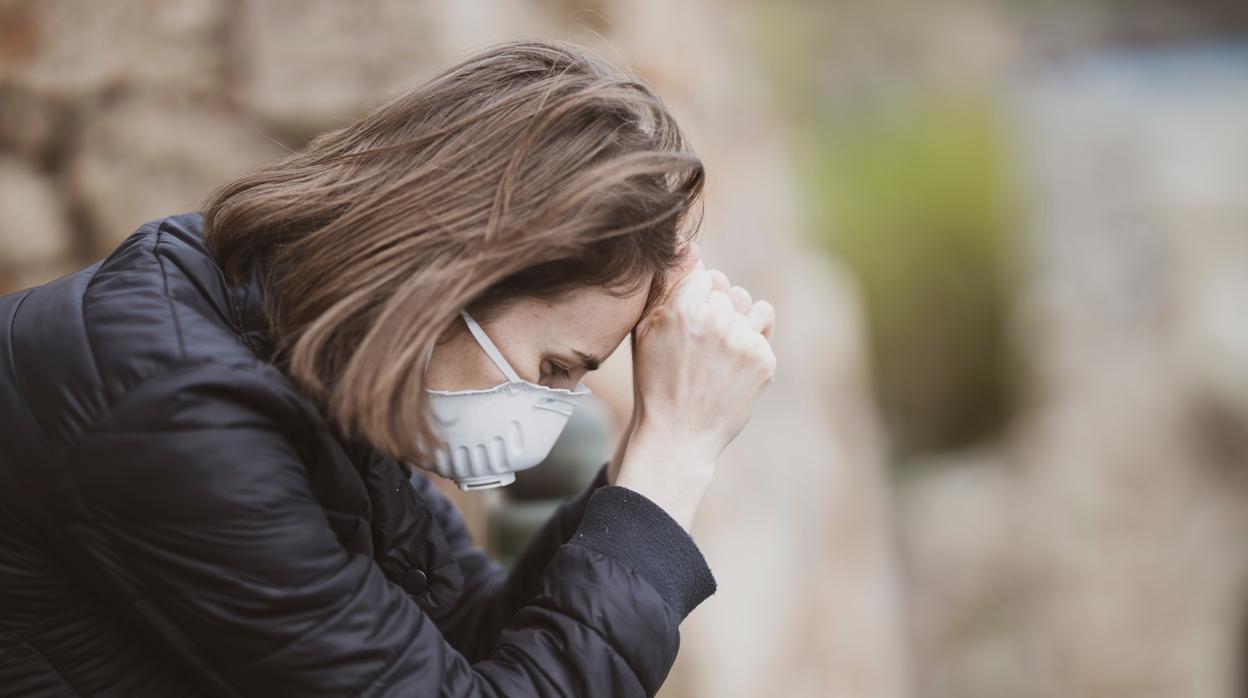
[{"xmin": 425, "ymin": 282, "xmax": 651, "ymax": 391}]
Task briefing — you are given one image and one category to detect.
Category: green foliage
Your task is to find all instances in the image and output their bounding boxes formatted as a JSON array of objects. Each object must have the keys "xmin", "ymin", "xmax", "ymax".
[{"xmin": 805, "ymin": 93, "xmax": 1019, "ymax": 460}]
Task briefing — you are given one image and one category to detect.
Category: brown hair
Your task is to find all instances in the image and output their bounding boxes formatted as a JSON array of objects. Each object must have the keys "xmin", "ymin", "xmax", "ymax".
[{"xmin": 199, "ymin": 38, "xmax": 704, "ymax": 464}]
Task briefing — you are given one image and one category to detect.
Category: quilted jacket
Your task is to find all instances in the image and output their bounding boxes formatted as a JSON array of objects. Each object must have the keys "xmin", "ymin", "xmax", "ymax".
[{"xmin": 0, "ymin": 211, "xmax": 717, "ymax": 697}]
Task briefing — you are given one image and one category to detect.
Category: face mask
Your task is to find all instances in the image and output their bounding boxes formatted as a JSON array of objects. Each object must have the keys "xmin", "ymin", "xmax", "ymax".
[{"xmin": 412, "ymin": 310, "xmax": 592, "ymax": 491}]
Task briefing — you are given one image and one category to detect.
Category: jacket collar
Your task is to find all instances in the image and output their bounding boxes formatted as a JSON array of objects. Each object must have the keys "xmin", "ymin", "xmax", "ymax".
[
  {"xmin": 232, "ymin": 264, "xmax": 279, "ymax": 364},
  {"xmin": 152, "ymin": 210, "xmax": 279, "ymax": 364}
]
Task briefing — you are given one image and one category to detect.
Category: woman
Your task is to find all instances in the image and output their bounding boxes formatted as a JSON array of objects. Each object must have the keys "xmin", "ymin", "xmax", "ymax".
[{"xmin": 0, "ymin": 39, "xmax": 775, "ymax": 697}]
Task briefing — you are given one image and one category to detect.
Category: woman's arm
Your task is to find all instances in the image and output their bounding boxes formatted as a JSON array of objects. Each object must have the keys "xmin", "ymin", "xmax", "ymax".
[
  {"xmin": 411, "ymin": 459, "xmax": 612, "ymax": 662},
  {"xmin": 50, "ymin": 361, "xmax": 715, "ymax": 697}
]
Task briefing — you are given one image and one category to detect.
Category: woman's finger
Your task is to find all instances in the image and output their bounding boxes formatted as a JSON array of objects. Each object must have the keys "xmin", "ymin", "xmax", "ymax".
[
  {"xmin": 744, "ymin": 300, "xmax": 775, "ymax": 341},
  {"xmin": 728, "ymin": 285, "xmax": 752, "ymax": 314},
  {"xmin": 674, "ymin": 265, "xmax": 712, "ymax": 314},
  {"xmin": 708, "ymin": 269, "xmax": 730, "ymax": 295},
  {"xmin": 707, "ymin": 289, "xmax": 736, "ymax": 333}
]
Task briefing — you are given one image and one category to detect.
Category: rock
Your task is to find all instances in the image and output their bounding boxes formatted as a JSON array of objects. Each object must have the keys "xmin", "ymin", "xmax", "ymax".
[
  {"xmin": 67, "ymin": 95, "xmax": 283, "ymax": 252},
  {"xmin": 897, "ymin": 447, "xmax": 1026, "ymax": 698},
  {"xmin": 1007, "ymin": 47, "xmax": 1248, "ymax": 698},
  {"xmin": 0, "ymin": 86, "xmax": 73, "ymax": 162},
  {"xmin": 235, "ymin": 0, "xmax": 544, "ymax": 132},
  {"xmin": 0, "ymin": 0, "xmax": 227, "ymax": 98},
  {"xmin": 0, "ymin": 156, "xmax": 73, "ymax": 268}
]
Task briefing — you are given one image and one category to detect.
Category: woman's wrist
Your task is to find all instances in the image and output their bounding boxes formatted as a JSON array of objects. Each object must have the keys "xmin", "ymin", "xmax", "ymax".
[
  {"xmin": 612, "ymin": 419, "xmax": 716, "ymax": 532},
  {"xmin": 606, "ymin": 408, "xmax": 637, "ymax": 486},
  {"xmin": 629, "ymin": 416, "xmax": 720, "ymax": 473}
]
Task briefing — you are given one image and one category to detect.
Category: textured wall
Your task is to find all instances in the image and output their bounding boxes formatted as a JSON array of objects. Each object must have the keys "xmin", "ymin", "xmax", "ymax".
[{"xmin": 897, "ymin": 47, "xmax": 1248, "ymax": 698}]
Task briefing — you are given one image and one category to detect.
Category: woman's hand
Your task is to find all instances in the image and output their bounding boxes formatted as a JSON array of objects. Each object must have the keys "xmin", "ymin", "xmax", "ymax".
[
  {"xmin": 612, "ymin": 242, "xmax": 776, "ymax": 530},
  {"xmin": 605, "ymin": 247, "xmax": 694, "ymax": 486}
]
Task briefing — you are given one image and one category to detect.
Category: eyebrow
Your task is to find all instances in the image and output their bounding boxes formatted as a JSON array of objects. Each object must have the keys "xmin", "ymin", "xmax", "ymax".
[{"xmin": 570, "ymin": 349, "xmax": 602, "ymax": 371}]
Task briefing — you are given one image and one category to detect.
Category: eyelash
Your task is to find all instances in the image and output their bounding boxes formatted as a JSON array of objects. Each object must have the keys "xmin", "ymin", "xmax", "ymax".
[{"xmin": 548, "ymin": 363, "xmax": 572, "ymax": 379}]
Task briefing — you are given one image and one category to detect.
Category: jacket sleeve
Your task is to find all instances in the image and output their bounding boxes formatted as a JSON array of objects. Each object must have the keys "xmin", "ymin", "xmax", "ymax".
[
  {"xmin": 49, "ymin": 362, "xmax": 717, "ymax": 697},
  {"xmin": 414, "ymin": 461, "xmax": 613, "ymax": 661}
]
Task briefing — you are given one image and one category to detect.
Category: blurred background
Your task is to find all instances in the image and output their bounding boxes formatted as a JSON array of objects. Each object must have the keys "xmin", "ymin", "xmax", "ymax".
[{"xmin": 2, "ymin": 0, "xmax": 1247, "ymax": 696}]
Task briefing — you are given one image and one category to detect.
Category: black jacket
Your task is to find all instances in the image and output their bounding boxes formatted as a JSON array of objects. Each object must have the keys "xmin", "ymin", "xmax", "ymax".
[{"xmin": 0, "ymin": 211, "xmax": 717, "ymax": 697}]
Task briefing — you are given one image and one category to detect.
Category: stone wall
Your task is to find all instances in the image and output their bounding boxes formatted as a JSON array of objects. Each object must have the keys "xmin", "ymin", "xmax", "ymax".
[
  {"xmin": 897, "ymin": 46, "xmax": 1248, "ymax": 698},
  {"xmin": 1011, "ymin": 50, "xmax": 1248, "ymax": 697}
]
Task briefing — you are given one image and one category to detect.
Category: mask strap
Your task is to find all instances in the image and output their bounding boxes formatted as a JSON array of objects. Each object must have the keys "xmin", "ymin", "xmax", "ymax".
[{"xmin": 459, "ymin": 310, "xmax": 523, "ymax": 383}]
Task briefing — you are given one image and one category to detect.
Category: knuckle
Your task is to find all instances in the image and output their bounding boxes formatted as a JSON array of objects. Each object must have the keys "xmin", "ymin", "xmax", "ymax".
[{"xmin": 751, "ymin": 338, "xmax": 776, "ymax": 369}]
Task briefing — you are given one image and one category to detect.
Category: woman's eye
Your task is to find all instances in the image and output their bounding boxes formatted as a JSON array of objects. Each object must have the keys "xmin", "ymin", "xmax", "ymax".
[{"xmin": 541, "ymin": 360, "xmax": 572, "ymax": 382}]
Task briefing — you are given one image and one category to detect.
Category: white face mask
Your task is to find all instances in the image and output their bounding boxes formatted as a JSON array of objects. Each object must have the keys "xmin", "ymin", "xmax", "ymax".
[{"xmin": 412, "ymin": 310, "xmax": 592, "ymax": 491}]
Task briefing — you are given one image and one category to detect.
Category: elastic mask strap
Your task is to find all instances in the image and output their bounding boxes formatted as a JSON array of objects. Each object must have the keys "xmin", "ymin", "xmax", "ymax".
[{"xmin": 460, "ymin": 310, "xmax": 523, "ymax": 383}]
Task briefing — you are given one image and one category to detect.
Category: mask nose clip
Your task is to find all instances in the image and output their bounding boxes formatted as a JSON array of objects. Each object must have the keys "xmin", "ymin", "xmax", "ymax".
[{"xmin": 535, "ymin": 395, "xmax": 580, "ymax": 417}]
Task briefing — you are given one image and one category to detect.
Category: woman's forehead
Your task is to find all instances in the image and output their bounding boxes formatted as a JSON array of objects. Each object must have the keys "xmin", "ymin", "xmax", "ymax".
[{"xmin": 501, "ymin": 285, "xmax": 648, "ymax": 354}]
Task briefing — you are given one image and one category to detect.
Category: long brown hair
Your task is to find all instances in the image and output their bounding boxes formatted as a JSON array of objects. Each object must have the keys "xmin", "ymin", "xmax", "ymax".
[{"xmin": 200, "ymin": 38, "xmax": 704, "ymax": 464}]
